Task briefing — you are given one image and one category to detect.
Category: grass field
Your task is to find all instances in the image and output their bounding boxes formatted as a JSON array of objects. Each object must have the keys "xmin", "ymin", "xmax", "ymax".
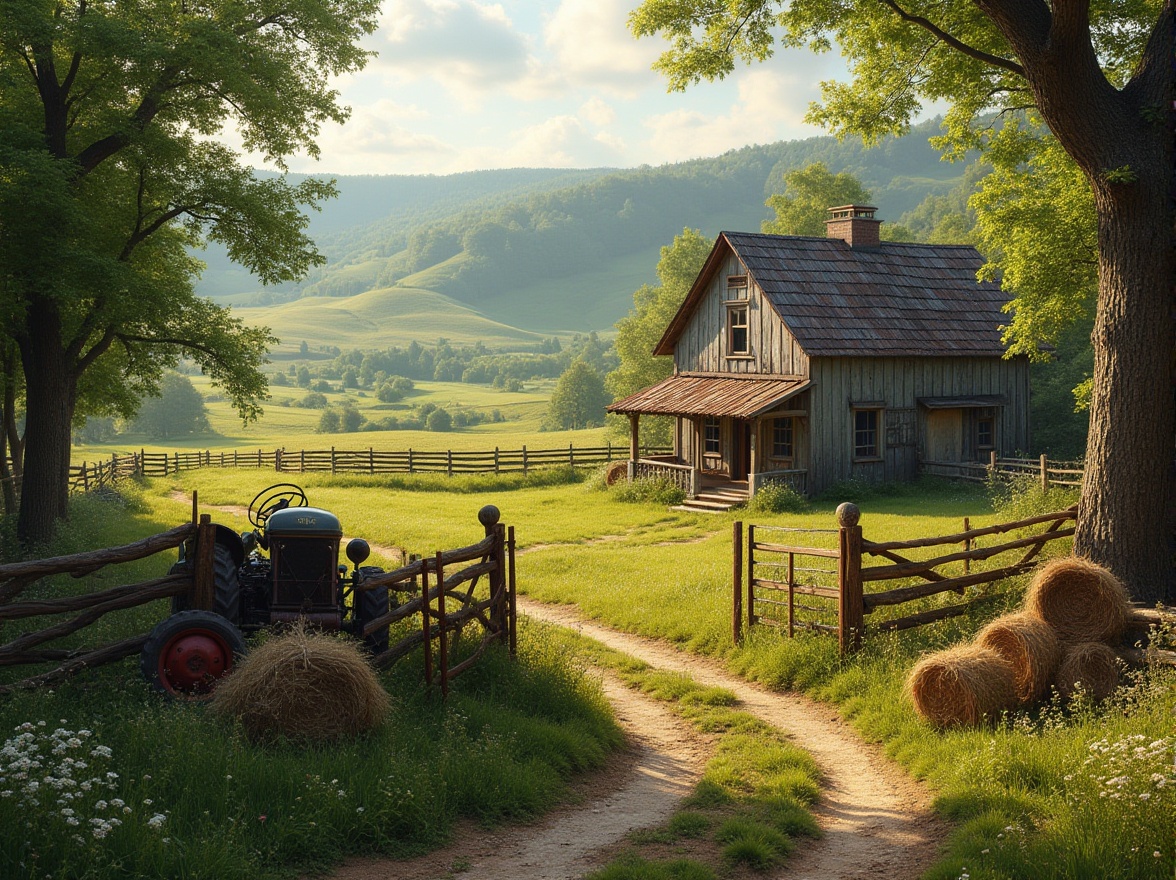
[
  {"xmin": 238, "ymin": 284, "xmax": 549, "ymax": 352},
  {"xmin": 71, "ymin": 376, "xmax": 618, "ymax": 463},
  {"xmin": 4, "ymin": 472, "xmax": 1173, "ymax": 879}
]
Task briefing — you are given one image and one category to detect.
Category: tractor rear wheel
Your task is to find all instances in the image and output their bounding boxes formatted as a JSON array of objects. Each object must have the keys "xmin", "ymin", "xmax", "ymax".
[
  {"xmin": 141, "ymin": 610, "xmax": 247, "ymax": 699},
  {"xmin": 170, "ymin": 544, "xmax": 241, "ymax": 624},
  {"xmin": 355, "ymin": 573, "xmax": 390, "ymax": 655}
]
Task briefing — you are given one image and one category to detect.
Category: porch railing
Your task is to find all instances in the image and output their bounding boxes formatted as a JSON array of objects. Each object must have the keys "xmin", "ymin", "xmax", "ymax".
[
  {"xmin": 634, "ymin": 457, "xmax": 698, "ymax": 495},
  {"xmin": 750, "ymin": 468, "xmax": 807, "ymax": 496}
]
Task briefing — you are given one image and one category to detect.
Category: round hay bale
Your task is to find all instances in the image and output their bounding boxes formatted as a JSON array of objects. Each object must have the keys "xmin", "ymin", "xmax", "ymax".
[
  {"xmin": 1054, "ymin": 641, "xmax": 1120, "ymax": 702},
  {"xmin": 1023, "ymin": 557, "xmax": 1130, "ymax": 645},
  {"xmin": 210, "ymin": 624, "xmax": 390, "ymax": 743},
  {"xmin": 604, "ymin": 461, "xmax": 628, "ymax": 486},
  {"xmin": 976, "ymin": 613, "xmax": 1061, "ymax": 705},
  {"xmin": 905, "ymin": 645, "xmax": 1019, "ymax": 728}
]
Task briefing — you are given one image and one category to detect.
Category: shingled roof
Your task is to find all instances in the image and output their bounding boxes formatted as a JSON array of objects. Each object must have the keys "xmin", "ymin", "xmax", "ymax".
[{"xmin": 655, "ymin": 232, "xmax": 1011, "ymax": 358}]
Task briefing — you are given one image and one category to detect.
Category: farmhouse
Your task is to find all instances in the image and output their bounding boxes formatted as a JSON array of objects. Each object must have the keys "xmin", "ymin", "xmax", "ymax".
[{"xmin": 608, "ymin": 206, "xmax": 1030, "ymax": 506}]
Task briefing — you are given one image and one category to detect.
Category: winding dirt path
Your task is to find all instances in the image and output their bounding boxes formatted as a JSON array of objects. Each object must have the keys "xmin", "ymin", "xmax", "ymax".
[
  {"xmin": 327, "ymin": 674, "xmax": 711, "ymax": 880},
  {"xmin": 518, "ymin": 599, "xmax": 946, "ymax": 879},
  {"xmin": 328, "ymin": 599, "xmax": 944, "ymax": 880}
]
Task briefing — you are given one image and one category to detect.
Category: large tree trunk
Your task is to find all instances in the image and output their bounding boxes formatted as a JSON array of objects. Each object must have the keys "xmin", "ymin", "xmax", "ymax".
[
  {"xmin": 1074, "ymin": 170, "xmax": 1175, "ymax": 603},
  {"xmin": 17, "ymin": 304, "xmax": 77, "ymax": 548}
]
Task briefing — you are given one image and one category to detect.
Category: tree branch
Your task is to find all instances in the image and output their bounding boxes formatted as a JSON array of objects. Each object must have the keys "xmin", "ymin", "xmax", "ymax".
[{"xmin": 878, "ymin": 0, "xmax": 1026, "ymax": 77}]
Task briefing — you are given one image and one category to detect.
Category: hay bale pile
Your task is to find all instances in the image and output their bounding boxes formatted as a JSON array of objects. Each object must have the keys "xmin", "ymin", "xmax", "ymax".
[
  {"xmin": 211, "ymin": 624, "xmax": 390, "ymax": 743},
  {"xmin": 905, "ymin": 646, "xmax": 1020, "ymax": 727},
  {"xmin": 907, "ymin": 555, "xmax": 1130, "ymax": 727}
]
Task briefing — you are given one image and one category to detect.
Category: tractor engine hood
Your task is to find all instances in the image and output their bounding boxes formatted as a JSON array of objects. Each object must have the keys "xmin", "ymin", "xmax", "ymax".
[{"xmin": 265, "ymin": 507, "xmax": 343, "ymax": 538}]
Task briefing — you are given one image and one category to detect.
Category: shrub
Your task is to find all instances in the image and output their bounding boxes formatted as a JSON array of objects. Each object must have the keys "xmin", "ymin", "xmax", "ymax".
[
  {"xmin": 297, "ymin": 392, "xmax": 328, "ymax": 409},
  {"xmin": 613, "ymin": 477, "xmax": 685, "ymax": 506},
  {"xmin": 746, "ymin": 482, "xmax": 808, "ymax": 514}
]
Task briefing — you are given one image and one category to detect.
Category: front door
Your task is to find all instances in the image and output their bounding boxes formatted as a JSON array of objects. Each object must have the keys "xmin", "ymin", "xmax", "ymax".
[
  {"xmin": 925, "ymin": 409, "xmax": 963, "ymax": 462},
  {"xmin": 733, "ymin": 421, "xmax": 751, "ymax": 480}
]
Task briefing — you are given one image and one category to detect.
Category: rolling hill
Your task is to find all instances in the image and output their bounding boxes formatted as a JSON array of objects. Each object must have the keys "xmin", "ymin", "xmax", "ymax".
[{"xmin": 218, "ymin": 120, "xmax": 969, "ymax": 350}]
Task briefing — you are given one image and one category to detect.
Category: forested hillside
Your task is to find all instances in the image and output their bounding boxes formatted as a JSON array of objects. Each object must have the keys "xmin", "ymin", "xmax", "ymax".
[{"xmin": 205, "ymin": 120, "xmax": 965, "ymax": 326}]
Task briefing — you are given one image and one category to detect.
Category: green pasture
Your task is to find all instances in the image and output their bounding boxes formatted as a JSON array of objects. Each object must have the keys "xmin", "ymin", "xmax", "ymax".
[
  {"xmin": 71, "ymin": 377, "xmax": 619, "ymax": 462},
  {"xmin": 3, "ymin": 472, "xmax": 1172, "ymax": 880},
  {"xmin": 239, "ymin": 284, "xmax": 547, "ymax": 352}
]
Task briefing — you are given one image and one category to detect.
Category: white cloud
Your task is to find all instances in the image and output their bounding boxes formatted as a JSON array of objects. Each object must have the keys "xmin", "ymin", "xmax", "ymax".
[
  {"xmin": 578, "ymin": 96, "xmax": 616, "ymax": 127},
  {"xmin": 644, "ymin": 67, "xmax": 823, "ymax": 163},
  {"xmin": 376, "ymin": 0, "xmax": 537, "ymax": 100},
  {"xmin": 487, "ymin": 115, "xmax": 626, "ymax": 167},
  {"xmin": 544, "ymin": 0, "xmax": 661, "ymax": 93}
]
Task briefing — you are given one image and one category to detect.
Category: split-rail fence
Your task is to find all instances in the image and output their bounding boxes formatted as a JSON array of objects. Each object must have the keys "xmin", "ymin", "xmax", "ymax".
[
  {"xmin": 733, "ymin": 503, "xmax": 1174, "ymax": 664},
  {"xmin": 0, "ymin": 503, "xmax": 515, "ymax": 697},
  {"xmin": 63, "ymin": 442, "xmax": 671, "ymax": 494}
]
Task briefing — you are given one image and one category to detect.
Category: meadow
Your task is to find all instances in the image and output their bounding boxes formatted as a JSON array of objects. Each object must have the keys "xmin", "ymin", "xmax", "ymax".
[{"xmin": 1, "ymin": 468, "xmax": 1172, "ymax": 879}]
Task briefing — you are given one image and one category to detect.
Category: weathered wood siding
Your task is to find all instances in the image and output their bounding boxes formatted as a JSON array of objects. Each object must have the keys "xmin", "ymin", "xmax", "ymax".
[
  {"xmin": 805, "ymin": 356, "xmax": 1031, "ymax": 496},
  {"xmin": 673, "ymin": 252, "xmax": 809, "ymax": 376}
]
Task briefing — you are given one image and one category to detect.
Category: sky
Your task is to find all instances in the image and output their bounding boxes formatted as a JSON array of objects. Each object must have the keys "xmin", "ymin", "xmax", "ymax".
[{"xmin": 270, "ymin": 0, "xmax": 851, "ymax": 177}]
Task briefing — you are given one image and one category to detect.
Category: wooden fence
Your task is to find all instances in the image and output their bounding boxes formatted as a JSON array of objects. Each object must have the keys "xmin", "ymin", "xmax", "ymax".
[
  {"xmin": 66, "ymin": 442, "xmax": 669, "ymax": 490},
  {"xmin": 734, "ymin": 502, "xmax": 1079, "ymax": 655},
  {"xmin": 0, "ymin": 506, "xmax": 516, "ymax": 697},
  {"xmin": 920, "ymin": 452, "xmax": 1084, "ymax": 491}
]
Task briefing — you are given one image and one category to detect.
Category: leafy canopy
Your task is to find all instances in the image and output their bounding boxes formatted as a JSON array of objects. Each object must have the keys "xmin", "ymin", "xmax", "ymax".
[{"xmin": 762, "ymin": 162, "xmax": 872, "ymax": 236}]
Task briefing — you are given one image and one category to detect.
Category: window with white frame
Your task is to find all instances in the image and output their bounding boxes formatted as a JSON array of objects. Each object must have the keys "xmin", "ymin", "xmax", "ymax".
[{"xmin": 704, "ymin": 416, "xmax": 721, "ymax": 454}]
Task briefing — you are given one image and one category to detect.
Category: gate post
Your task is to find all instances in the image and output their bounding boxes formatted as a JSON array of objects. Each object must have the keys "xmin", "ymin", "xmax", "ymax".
[
  {"xmin": 836, "ymin": 502, "xmax": 864, "ymax": 655},
  {"xmin": 193, "ymin": 514, "xmax": 216, "ymax": 611},
  {"xmin": 733, "ymin": 521, "xmax": 743, "ymax": 644}
]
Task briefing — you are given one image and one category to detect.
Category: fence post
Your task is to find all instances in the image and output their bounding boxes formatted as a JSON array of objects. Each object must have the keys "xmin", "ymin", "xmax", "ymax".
[
  {"xmin": 257, "ymin": 448, "xmax": 262, "ymax": 469},
  {"xmin": 420, "ymin": 558, "xmax": 432, "ymax": 685},
  {"xmin": 369, "ymin": 447, "xmax": 374, "ymax": 475},
  {"xmin": 836, "ymin": 502, "xmax": 864, "ymax": 656},
  {"xmin": 174, "ymin": 451, "xmax": 179, "ymax": 474},
  {"xmin": 331, "ymin": 447, "xmax": 337, "ymax": 476},
  {"xmin": 436, "ymin": 550, "xmax": 448, "ymax": 700},
  {"xmin": 522, "ymin": 445, "xmax": 528, "ymax": 474},
  {"xmin": 963, "ymin": 517, "xmax": 971, "ymax": 575},
  {"xmin": 989, "ymin": 449, "xmax": 998, "ymax": 476},
  {"xmin": 507, "ymin": 525, "xmax": 517, "ymax": 657},
  {"xmin": 408, "ymin": 448, "xmax": 414, "ymax": 474},
  {"xmin": 494, "ymin": 447, "xmax": 500, "ymax": 474},
  {"xmin": 193, "ymin": 514, "xmax": 216, "ymax": 611},
  {"xmin": 447, "ymin": 450, "xmax": 453, "ymax": 477},
  {"xmin": 1040, "ymin": 453, "xmax": 1048, "ymax": 493},
  {"xmin": 81, "ymin": 463, "xmax": 89, "ymax": 492},
  {"xmin": 569, "ymin": 442, "xmax": 574, "ymax": 466},
  {"xmin": 275, "ymin": 448, "xmax": 283, "ymax": 472},
  {"xmin": 733, "ymin": 521, "xmax": 743, "ymax": 644},
  {"xmin": 747, "ymin": 523, "xmax": 755, "ymax": 632}
]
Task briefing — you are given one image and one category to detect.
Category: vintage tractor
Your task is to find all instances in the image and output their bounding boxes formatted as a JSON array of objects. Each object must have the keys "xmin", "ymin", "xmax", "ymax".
[{"xmin": 141, "ymin": 483, "xmax": 392, "ymax": 697}]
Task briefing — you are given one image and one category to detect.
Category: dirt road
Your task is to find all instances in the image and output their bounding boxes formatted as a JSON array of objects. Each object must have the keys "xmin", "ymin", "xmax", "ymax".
[{"xmin": 330, "ymin": 599, "xmax": 944, "ymax": 880}]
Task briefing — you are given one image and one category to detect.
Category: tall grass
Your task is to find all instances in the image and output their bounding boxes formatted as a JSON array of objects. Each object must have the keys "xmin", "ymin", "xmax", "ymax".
[{"xmin": 0, "ymin": 492, "xmax": 622, "ymax": 880}]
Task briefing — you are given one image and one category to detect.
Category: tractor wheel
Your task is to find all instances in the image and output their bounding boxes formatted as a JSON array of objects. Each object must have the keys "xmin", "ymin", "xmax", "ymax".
[
  {"xmin": 141, "ymin": 610, "xmax": 247, "ymax": 699},
  {"xmin": 355, "ymin": 576, "xmax": 390, "ymax": 656},
  {"xmin": 170, "ymin": 544, "xmax": 241, "ymax": 624}
]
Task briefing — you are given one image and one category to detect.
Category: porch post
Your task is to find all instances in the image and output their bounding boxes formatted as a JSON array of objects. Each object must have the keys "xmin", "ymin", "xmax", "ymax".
[
  {"xmin": 748, "ymin": 420, "xmax": 758, "ymax": 496},
  {"xmin": 628, "ymin": 413, "xmax": 639, "ymax": 481},
  {"xmin": 691, "ymin": 417, "xmax": 703, "ymax": 498}
]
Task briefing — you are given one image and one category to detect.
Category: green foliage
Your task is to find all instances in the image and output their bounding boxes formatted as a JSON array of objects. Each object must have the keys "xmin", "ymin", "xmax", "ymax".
[
  {"xmin": 972, "ymin": 123, "xmax": 1098, "ymax": 361},
  {"xmin": 131, "ymin": 373, "xmax": 212, "ymax": 440},
  {"xmin": 607, "ymin": 228, "xmax": 711, "ymax": 445},
  {"xmin": 746, "ymin": 482, "xmax": 808, "ymax": 515},
  {"xmin": 547, "ymin": 361, "xmax": 610, "ymax": 431},
  {"xmin": 762, "ymin": 162, "xmax": 872, "ymax": 236},
  {"xmin": 426, "ymin": 408, "xmax": 452, "ymax": 432},
  {"xmin": 612, "ymin": 477, "xmax": 686, "ymax": 506}
]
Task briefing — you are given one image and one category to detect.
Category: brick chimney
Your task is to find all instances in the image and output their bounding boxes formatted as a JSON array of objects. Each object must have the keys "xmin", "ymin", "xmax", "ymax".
[{"xmin": 825, "ymin": 205, "xmax": 881, "ymax": 249}]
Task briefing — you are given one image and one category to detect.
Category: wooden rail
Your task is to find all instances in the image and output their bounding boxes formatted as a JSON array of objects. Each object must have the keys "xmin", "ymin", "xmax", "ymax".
[
  {"xmin": 735, "ymin": 504, "xmax": 1081, "ymax": 655},
  {"xmin": 920, "ymin": 452, "xmax": 1085, "ymax": 491},
  {"xmin": 65, "ymin": 443, "xmax": 671, "ymax": 491},
  {"xmin": 0, "ymin": 505, "xmax": 517, "ymax": 697}
]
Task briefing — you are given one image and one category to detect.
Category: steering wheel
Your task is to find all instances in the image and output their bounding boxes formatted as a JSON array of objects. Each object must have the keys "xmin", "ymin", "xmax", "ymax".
[{"xmin": 248, "ymin": 483, "xmax": 308, "ymax": 529}]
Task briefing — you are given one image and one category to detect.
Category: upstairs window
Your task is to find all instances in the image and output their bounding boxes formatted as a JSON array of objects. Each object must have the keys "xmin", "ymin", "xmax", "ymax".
[
  {"xmin": 853, "ymin": 409, "xmax": 880, "ymax": 459},
  {"xmin": 726, "ymin": 275, "xmax": 748, "ymax": 300},
  {"xmin": 727, "ymin": 305, "xmax": 749, "ymax": 355},
  {"xmin": 772, "ymin": 417, "xmax": 793, "ymax": 459}
]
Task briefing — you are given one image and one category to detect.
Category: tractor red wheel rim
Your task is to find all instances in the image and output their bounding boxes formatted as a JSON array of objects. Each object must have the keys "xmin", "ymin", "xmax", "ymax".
[{"xmin": 157, "ymin": 628, "xmax": 235, "ymax": 696}]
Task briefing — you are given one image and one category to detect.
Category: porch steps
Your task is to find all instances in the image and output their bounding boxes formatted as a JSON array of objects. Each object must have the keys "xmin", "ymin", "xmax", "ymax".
[{"xmin": 673, "ymin": 487, "xmax": 748, "ymax": 514}]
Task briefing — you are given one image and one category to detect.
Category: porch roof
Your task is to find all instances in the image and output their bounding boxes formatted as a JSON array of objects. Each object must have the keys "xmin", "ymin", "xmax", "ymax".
[{"xmin": 608, "ymin": 374, "xmax": 810, "ymax": 419}]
